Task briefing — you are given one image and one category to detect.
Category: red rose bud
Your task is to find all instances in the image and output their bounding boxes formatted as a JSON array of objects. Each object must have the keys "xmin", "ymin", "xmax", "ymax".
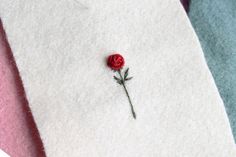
[{"xmin": 107, "ymin": 54, "xmax": 125, "ymax": 71}]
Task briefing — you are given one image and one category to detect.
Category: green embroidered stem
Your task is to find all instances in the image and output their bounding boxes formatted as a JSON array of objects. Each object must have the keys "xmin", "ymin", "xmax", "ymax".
[{"xmin": 118, "ymin": 70, "xmax": 136, "ymax": 119}]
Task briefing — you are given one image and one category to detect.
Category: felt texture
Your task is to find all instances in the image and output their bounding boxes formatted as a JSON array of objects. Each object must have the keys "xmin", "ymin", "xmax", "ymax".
[
  {"xmin": 189, "ymin": 0, "xmax": 236, "ymax": 141},
  {"xmin": 0, "ymin": 0, "xmax": 236, "ymax": 156},
  {"xmin": 0, "ymin": 21, "xmax": 46, "ymax": 157}
]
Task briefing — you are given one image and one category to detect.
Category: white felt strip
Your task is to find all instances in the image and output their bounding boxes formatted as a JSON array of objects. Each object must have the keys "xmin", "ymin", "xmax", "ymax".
[{"xmin": 0, "ymin": 0, "xmax": 235, "ymax": 156}]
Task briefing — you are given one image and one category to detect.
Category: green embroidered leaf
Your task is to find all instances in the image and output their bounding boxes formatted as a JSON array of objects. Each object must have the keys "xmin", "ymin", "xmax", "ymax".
[
  {"xmin": 113, "ymin": 76, "xmax": 120, "ymax": 81},
  {"xmin": 117, "ymin": 80, "xmax": 123, "ymax": 85},
  {"xmin": 124, "ymin": 68, "xmax": 129, "ymax": 79},
  {"xmin": 125, "ymin": 77, "xmax": 133, "ymax": 81},
  {"xmin": 114, "ymin": 76, "xmax": 123, "ymax": 85}
]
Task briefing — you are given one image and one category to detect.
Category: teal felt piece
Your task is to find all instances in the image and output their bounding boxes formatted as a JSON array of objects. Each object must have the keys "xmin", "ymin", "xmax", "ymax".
[{"xmin": 189, "ymin": 0, "xmax": 236, "ymax": 141}]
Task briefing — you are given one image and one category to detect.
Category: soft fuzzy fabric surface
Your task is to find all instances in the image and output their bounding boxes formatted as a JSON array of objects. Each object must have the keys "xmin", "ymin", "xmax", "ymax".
[
  {"xmin": 189, "ymin": 0, "xmax": 236, "ymax": 141},
  {"xmin": 0, "ymin": 0, "xmax": 235, "ymax": 156},
  {"xmin": 0, "ymin": 22, "xmax": 46, "ymax": 157}
]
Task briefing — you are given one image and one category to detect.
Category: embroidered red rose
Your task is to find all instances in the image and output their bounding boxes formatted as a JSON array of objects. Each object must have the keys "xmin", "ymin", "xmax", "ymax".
[
  {"xmin": 107, "ymin": 54, "xmax": 125, "ymax": 70},
  {"xmin": 107, "ymin": 53, "xmax": 136, "ymax": 119}
]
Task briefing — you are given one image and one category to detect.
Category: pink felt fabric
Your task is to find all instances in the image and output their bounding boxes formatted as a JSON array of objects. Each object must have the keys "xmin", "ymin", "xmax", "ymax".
[{"xmin": 0, "ymin": 21, "xmax": 46, "ymax": 157}]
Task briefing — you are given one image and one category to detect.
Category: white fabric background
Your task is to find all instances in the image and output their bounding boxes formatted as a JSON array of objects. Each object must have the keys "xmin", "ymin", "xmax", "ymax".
[
  {"xmin": 0, "ymin": 0, "xmax": 235, "ymax": 156},
  {"xmin": 0, "ymin": 149, "xmax": 10, "ymax": 157}
]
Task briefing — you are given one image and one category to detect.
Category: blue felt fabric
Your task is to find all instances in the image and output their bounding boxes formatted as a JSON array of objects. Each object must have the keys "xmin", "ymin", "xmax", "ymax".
[{"xmin": 188, "ymin": 0, "xmax": 236, "ymax": 141}]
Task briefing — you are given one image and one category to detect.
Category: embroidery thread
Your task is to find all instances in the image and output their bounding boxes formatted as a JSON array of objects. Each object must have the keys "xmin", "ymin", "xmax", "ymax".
[{"xmin": 107, "ymin": 53, "xmax": 136, "ymax": 119}]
